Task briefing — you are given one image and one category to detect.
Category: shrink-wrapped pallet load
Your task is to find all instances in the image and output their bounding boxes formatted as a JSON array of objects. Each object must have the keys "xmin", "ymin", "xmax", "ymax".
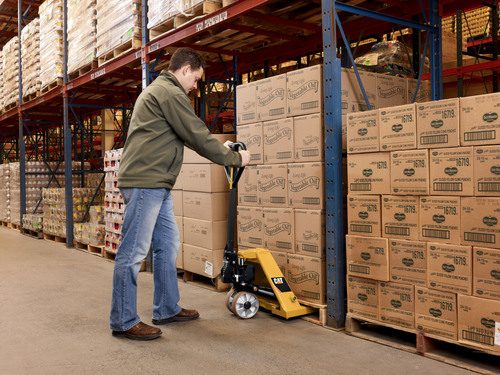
[
  {"xmin": 3, "ymin": 37, "xmax": 20, "ymax": 108},
  {"xmin": 9, "ymin": 162, "xmax": 20, "ymax": 225},
  {"xmin": 21, "ymin": 18, "xmax": 41, "ymax": 99},
  {"xmin": 67, "ymin": 0, "xmax": 97, "ymax": 74},
  {"xmin": 39, "ymin": 0, "xmax": 64, "ymax": 90},
  {"xmin": 0, "ymin": 51, "xmax": 3, "ymax": 110},
  {"xmin": 0, "ymin": 164, "xmax": 9, "ymax": 222},
  {"xmin": 147, "ymin": 0, "xmax": 183, "ymax": 30}
]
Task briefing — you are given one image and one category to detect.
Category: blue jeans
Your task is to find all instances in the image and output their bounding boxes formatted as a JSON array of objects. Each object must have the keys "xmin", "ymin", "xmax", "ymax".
[{"xmin": 110, "ymin": 188, "xmax": 182, "ymax": 331}]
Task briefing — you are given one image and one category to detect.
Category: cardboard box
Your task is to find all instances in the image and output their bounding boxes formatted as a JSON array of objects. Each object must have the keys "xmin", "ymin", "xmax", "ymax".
[
  {"xmin": 182, "ymin": 164, "xmax": 228, "ymax": 193},
  {"xmin": 238, "ymin": 165, "xmax": 258, "ymax": 206},
  {"xmin": 407, "ymin": 78, "xmax": 431, "ymax": 103},
  {"xmin": 294, "ymin": 113, "xmax": 324, "ymax": 162},
  {"xmin": 237, "ymin": 206, "xmax": 263, "ymax": 248},
  {"xmin": 391, "ymin": 150, "xmax": 429, "ymax": 195},
  {"xmin": 171, "ymin": 189, "xmax": 183, "ymax": 216},
  {"xmin": 263, "ymin": 208, "xmax": 294, "ymax": 252},
  {"xmin": 182, "ymin": 191, "xmax": 229, "ymax": 221},
  {"xmin": 458, "ymin": 295, "xmax": 500, "ymax": 352},
  {"xmin": 474, "ymin": 145, "xmax": 500, "ymax": 196},
  {"xmin": 379, "ymin": 103, "xmax": 417, "ymax": 151},
  {"xmin": 256, "ymin": 74, "xmax": 287, "ymax": 121},
  {"xmin": 416, "ymin": 98, "xmax": 459, "ymax": 148},
  {"xmin": 288, "ymin": 162, "xmax": 324, "ymax": 209},
  {"xmin": 237, "ymin": 123, "xmax": 263, "ymax": 165},
  {"xmin": 287, "ymin": 253, "xmax": 326, "ymax": 304},
  {"xmin": 341, "ymin": 68, "xmax": 377, "ymax": 109},
  {"xmin": 183, "ymin": 244, "xmax": 224, "ymax": 278},
  {"xmin": 379, "ymin": 282, "xmax": 415, "ymax": 328},
  {"xmin": 473, "ymin": 247, "xmax": 500, "ymax": 301},
  {"xmin": 263, "ymin": 118, "xmax": 294, "ymax": 164},
  {"xmin": 419, "ymin": 196, "xmax": 461, "ymax": 244},
  {"xmin": 183, "ymin": 217, "xmax": 227, "ymax": 249},
  {"xmin": 415, "ymin": 286, "xmax": 457, "ymax": 340},
  {"xmin": 389, "ymin": 239, "xmax": 427, "ymax": 286},
  {"xmin": 382, "ymin": 195, "xmax": 419, "ymax": 240},
  {"xmin": 176, "ymin": 243, "xmax": 183, "ymax": 269},
  {"xmin": 286, "ymin": 65, "xmax": 323, "ymax": 117},
  {"xmin": 175, "ymin": 215, "xmax": 183, "ymax": 244},
  {"xmin": 270, "ymin": 250, "xmax": 287, "ymax": 276},
  {"xmin": 346, "ymin": 235, "xmax": 389, "ymax": 281},
  {"xmin": 460, "ymin": 92, "xmax": 500, "ymax": 146},
  {"xmin": 183, "ymin": 134, "xmax": 236, "ymax": 163},
  {"xmin": 347, "ymin": 109, "xmax": 379, "ymax": 154},
  {"xmin": 257, "ymin": 164, "xmax": 288, "ymax": 208},
  {"xmin": 429, "ymin": 147, "xmax": 474, "ymax": 196},
  {"xmin": 236, "ymin": 82, "xmax": 257, "ymax": 125},
  {"xmin": 347, "ymin": 152, "xmax": 391, "ymax": 194},
  {"xmin": 347, "ymin": 195, "xmax": 381, "ymax": 237},
  {"xmin": 461, "ymin": 197, "xmax": 500, "ymax": 249},
  {"xmin": 427, "ymin": 242, "xmax": 472, "ymax": 295},
  {"xmin": 347, "ymin": 276, "xmax": 379, "ymax": 320},
  {"xmin": 376, "ymin": 74, "xmax": 407, "ymax": 109},
  {"xmin": 294, "ymin": 209, "xmax": 325, "ymax": 258}
]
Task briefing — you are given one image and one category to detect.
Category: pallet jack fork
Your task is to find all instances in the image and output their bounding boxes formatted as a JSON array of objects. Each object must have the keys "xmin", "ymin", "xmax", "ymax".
[{"xmin": 221, "ymin": 142, "xmax": 316, "ymax": 319}]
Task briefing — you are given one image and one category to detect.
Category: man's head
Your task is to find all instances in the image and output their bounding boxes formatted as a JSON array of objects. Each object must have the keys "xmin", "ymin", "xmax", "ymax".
[{"xmin": 168, "ymin": 47, "xmax": 206, "ymax": 94}]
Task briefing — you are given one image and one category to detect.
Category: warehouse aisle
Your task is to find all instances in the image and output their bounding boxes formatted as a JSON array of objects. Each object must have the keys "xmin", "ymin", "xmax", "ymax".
[{"xmin": 0, "ymin": 227, "xmax": 472, "ymax": 375}]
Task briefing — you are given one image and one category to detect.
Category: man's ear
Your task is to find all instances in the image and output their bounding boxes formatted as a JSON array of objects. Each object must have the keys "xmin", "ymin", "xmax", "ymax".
[{"xmin": 182, "ymin": 65, "xmax": 191, "ymax": 76}]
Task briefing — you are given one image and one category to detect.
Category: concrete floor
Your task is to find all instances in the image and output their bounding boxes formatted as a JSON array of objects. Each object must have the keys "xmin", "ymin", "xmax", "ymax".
[{"xmin": 0, "ymin": 226, "xmax": 475, "ymax": 375}]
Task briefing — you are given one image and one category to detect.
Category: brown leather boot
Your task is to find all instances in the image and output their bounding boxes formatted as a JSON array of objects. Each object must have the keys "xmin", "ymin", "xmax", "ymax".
[
  {"xmin": 152, "ymin": 308, "xmax": 200, "ymax": 325},
  {"xmin": 112, "ymin": 322, "xmax": 162, "ymax": 340}
]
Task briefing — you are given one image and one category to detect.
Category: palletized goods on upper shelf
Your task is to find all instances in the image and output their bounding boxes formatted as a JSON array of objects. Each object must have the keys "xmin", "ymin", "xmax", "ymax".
[
  {"xmin": 39, "ymin": 0, "xmax": 64, "ymax": 90},
  {"xmin": 67, "ymin": 0, "xmax": 97, "ymax": 74},
  {"xmin": 21, "ymin": 18, "xmax": 41, "ymax": 99}
]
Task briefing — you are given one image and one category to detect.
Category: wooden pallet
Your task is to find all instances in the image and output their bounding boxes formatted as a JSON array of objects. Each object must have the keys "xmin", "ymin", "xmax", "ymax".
[
  {"xmin": 346, "ymin": 314, "xmax": 500, "ymax": 375},
  {"xmin": 103, "ymin": 248, "xmax": 117, "ymax": 261},
  {"xmin": 3, "ymin": 102, "xmax": 17, "ymax": 113},
  {"xmin": 20, "ymin": 227, "xmax": 43, "ymax": 239},
  {"xmin": 182, "ymin": 270, "xmax": 230, "ymax": 292},
  {"xmin": 39, "ymin": 78, "xmax": 63, "ymax": 96},
  {"xmin": 10, "ymin": 222, "xmax": 20, "ymax": 231},
  {"xmin": 68, "ymin": 60, "xmax": 98, "ymax": 81},
  {"xmin": 43, "ymin": 232, "xmax": 66, "ymax": 245},
  {"xmin": 22, "ymin": 91, "xmax": 39, "ymax": 103},
  {"xmin": 298, "ymin": 300, "xmax": 327, "ymax": 327},
  {"xmin": 0, "ymin": 220, "xmax": 10, "ymax": 228},
  {"xmin": 74, "ymin": 240, "xmax": 104, "ymax": 257},
  {"xmin": 98, "ymin": 38, "xmax": 141, "ymax": 67}
]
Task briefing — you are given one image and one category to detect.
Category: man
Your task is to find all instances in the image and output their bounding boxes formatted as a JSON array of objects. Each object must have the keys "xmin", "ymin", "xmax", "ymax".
[{"xmin": 110, "ymin": 47, "xmax": 251, "ymax": 340}]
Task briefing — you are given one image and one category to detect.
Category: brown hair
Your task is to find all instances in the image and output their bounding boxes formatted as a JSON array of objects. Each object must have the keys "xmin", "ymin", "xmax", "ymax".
[{"xmin": 168, "ymin": 47, "xmax": 206, "ymax": 72}]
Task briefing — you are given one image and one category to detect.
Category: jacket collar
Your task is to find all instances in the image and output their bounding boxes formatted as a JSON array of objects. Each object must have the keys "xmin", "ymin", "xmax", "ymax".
[{"xmin": 160, "ymin": 70, "xmax": 187, "ymax": 95}]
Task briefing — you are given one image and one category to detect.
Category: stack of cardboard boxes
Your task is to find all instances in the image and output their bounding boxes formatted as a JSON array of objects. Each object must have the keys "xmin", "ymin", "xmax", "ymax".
[{"xmin": 346, "ymin": 91, "xmax": 500, "ymax": 354}]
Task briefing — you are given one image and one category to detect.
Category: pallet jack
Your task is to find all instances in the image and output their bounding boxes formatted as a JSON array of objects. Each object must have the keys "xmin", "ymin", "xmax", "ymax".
[{"xmin": 221, "ymin": 142, "xmax": 316, "ymax": 319}]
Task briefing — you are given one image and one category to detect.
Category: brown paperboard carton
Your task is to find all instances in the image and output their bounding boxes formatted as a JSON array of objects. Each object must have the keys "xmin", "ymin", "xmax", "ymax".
[
  {"xmin": 263, "ymin": 208, "xmax": 294, "ymax": 253},
  {"xmin": 257, "ymin": 164, "xmax": 288, "ymax": 208},
  {"xmin": 458, "ymin": 295, "xmax": 500, "ymax": 352},
  {"xmin": 256, "ymin": 74, "xmax": 287, "ymax": 122},
  {"xmin": 287, "ymin": 253, "xmax": 326, "ymax": 304},
  {"xmin": 407, "ymin": 78, "xmax": 431, "ymax": 103},
  {"xmin": 171, "ymin": 189, "xmax": 183, "ymax": 216},
  {"xmin": 182, "ymin": 191, "xmax": 229, "ymax": 221},
  {"xmin": 473, "ymin": 247, "xmax": 500, "ymax": 301},
  {"xmin": 419, "ymin": 196, "xmax": 461, "ymax": 244},
  {"xmin": 183, "ymin": 217, "xmax": 227, "ymax": 250},
  {"xmin": 238, "ymin": 165, "xmax": 258, "ymax": 206},
  {"xmin": 391, "ymin": 150, "xmax": 429, "ymax": 195},
  {"xmin": 183, "ymin": 244, "xmax": 225, "ymax": 278},
  {"xmin": 288, "ymin": 162, "xmax": 324, "ymax": 209},
  {"xmin": 346, "ymin": 235, "xmax": 389, "ymax": 281},
  {"xmin": 474, "ymin": 145, "xmax": 500, "ymax": 196},
  {"xmin": 263, "ymin": 118, "xmax": 294, "ymax": 164},
  {"xmin": 376, "ymin": 75, "xmax": 407, "ymax": 109},
  {"xmin": 237, "ymin": 206, "xmax": 263, "ymax": 248},
  {"xmin": 416, "ymin": 99, "xmax": 459, "ymax": 149},
  {"xmin": 379, "ymin": 103, "xmax": 417, "ymax": 151},
  {"xmin": 237, "ymin": 123, "xmax": 263, "ymax": 165},
  {"xmin": 270, "ymin": 250, "xmax": 287, "ymax": 276},
  {"xmin": 347, "ymin": 109, "xmax": 379, "ymax": 154},
  {"xmin": 379, "ymin": 282, "xmax": 415, "ymax": 328},
  {"xmin": 175, "ymin": 215, "xmax": 183, "ymax": 244},
  {"xmin": 294, "ymin": 113, "xmax": 324, "ymax": 162},
  {"xmin": 347, "ymin": 276, "xmax": 379, "ymax": 320},
  {"xmin": 182, "ymin": 164, "xmax": 228, "ymax": 193},
  {"xmin": 183, "ymin": 134, "xmax": 236, "ymax": 163},
  {"xmin": 347, "ymin": 195, "xmax": 381, "ymax": 237},
  {"xmin": 382, "ymin": 195, "xmax": 419, "ymax": 240},
  {"xmin": 342, "ymin": 68, "xmax": 377, "ymax": 109},
  {"xmin": 460, "ymin": 93, "xmax": 500, "ymax": 146},
  {"xmin": 347, "ymin": 152, "xmax": 391, "ymax": 194},
  {"xmin": 427, "ymin": 242, "xmax": 472, "ymax": 295},
  {"xmin": 389, "ymin": 239, "xmax": 427, "ymax": 286},
  {"xmin": 415, "ymin": 286, "xmax": 457, "ymax": 340},
  {"xmin": 429, "ymin": 147, "xmax": 474, "ymax": 196},
  {"xmin": 236, "ymin": 81, "xmax": 257, "ymax": 125},
  {"xmin": 461, "ymin": 197, "xmax": 500, "ymax": 249},
  {"xmin": 294, "ymin": 209, "xmax": 325, "ymax": 258},
  {"xmin": 286, "ymin": 65, "xmax": 323, "ymax": 117}
]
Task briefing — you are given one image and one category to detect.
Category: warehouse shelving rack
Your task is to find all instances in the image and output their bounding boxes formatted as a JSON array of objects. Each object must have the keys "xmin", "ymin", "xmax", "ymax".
[{"xmin": 0, "ymin": 0, "xmax": 496, "ymax": 330}]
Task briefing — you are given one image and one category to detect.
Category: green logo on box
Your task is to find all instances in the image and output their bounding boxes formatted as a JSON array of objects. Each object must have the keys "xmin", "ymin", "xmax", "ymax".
[
  {"xmin": 361, "ymin": 252, "xmax": 371, "ymax": 260},
  {"xmin": 481, "ymin": 318, "xmax": 495, "ymax": 328},
  {"xmin": 358, "ymin": 293, "xmax": 368, "ymax": 301},
  {"xmin": 491, "ymin": 270, "xmax": 500, "ymax": 280},
  {"xmin": 394, "ymin": 213, "xmax": 406, "ymax": 221},
  {"xmin": 431, "ymin": 119, "xmax": 444, "ymax": 128},
  {"xmin": 392, "ymin": 124, "xmax": 403, "ymax": 132},
  {"xmin": 362, "ymin": 169, "xmax": 373, "ymax": 177},
  {"xmin": 442, "ymin": 264, "xmax": 455, "ymax": 273},
  {"xmin": 402, "ymin": 258, "xmax": 414, "ymax": 266},
  {"xmin": 429, "ymin": 308, "xmax": 442, "ymax": 318},
  {"xmin": 358, "ymin": 128, "xmax": 368, "ymax": 136},
  {"xmin": 483, "ymin": 113, "xmax": 498, "ymax": 123},
  {"xmin": 483, "ymin": 216, "xmax": 498, "ymax": 226},
  {"xmin": 391, "ymin": 300, "xmax": 402, "ymax": 308},
  {"xmin": 433, "ymin": 215, "xmax": 446, "ymax": 223},
  {"xmin": 445, "ymin": 167, "xmax": 458, "ymax": 176},
  {"xmin": 491, "ymin": 166, "xmax": 500, "ymax": 175},
  {"xmin": 404, "ymin": 168, "xmax": 415, "ymax": 177},
  {"xmin": 359, "ymin": 212, "xmax": 369, "ymax": 219}
]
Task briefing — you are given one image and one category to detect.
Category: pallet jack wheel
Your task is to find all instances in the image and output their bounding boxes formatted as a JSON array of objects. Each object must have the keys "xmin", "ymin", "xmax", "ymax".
[
  {"xmin": 226, "ymin": 289, "xmax": 238, "ymax": 313},
  {"xmin": 233, "ymin": 291, "xmax": 259, "ymax": 319}
]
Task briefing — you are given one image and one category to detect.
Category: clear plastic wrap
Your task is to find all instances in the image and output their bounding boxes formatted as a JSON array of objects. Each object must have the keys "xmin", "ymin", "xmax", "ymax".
[
  {"xmin": 3, "ymin": 37, "xmax": 19, "ymax": 107},
  {"xmin": 68, "ymin": 0, "xmax": 97, "ymax": 73},
  {"xmin": 39, "ymin": 0, "xmax": 64, "ymax": 89},
  {"xmin": 21, "ymin": 18, "xmax": 41, "ymax": 97},
  {"xmin": 147, "ymin": 0, "xmax": 183, "ymax": 29}
]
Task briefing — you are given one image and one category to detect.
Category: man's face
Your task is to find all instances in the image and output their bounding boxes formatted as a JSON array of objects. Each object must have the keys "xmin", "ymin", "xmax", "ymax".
[{"xmin": 178, "ymin": 65, "xmax": 204, "ymax": 94}]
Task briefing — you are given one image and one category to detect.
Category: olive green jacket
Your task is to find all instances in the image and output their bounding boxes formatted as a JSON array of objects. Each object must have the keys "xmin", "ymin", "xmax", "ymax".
[{"xmin": 117, "ymin": 71, "xmax": 242, "ymax": 189}]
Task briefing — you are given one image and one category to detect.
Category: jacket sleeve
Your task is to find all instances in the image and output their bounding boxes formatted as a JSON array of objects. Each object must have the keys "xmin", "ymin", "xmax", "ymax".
[{"xmin": 160, "ymin": 92, "xmax": 242, "ymax": 167}]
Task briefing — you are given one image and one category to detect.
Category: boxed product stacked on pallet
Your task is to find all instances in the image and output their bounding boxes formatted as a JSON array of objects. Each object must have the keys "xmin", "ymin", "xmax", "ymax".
[
  {"xmin": 22, "ymin": 213, "xmax": 44, "ymax": 232},
  {"xmin": 0, "ymin": 164, "xmax": 9, "ymax": 222},
  {"xmin": 104, "ymin": 148, "xmax": 124, "ymax": 254},
  {"xmin": 67, "ymin": 0, "xmax": 97, "ymax": 75},
  {"xmin": 2, "ymin": 36, "xmax": 19, "ymax": 108},
  {"xmin": 39, "ymin": 0, "xmax": 63, "ymax": 91},
  {"xmin": 21, "ymin": 18, "xmax": 41, "ymax": 99}
]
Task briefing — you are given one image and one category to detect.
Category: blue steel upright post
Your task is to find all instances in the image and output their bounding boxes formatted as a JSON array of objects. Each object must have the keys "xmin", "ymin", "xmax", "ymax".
[
  {"xmin": 429, "ymin": 0, "xmax": 443, "ymax": 100},
  {"xmin": 322, "ymin": 0, "xmax": 345, "ymax": 329},
  {"xmin": 18, "ymin": 0, "xmax": 26, "ymax": 228}
]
